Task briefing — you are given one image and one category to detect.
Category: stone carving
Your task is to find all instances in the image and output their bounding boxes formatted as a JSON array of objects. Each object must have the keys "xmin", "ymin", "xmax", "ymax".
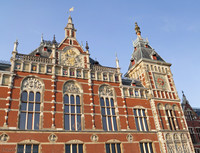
[
  {"xmin": 64, "ymin": 82, "xmax": 80, "ymax": 93},
  {"xmin": 91, "ymin": 134, "xmax": 98, "ymax": 142},
  {"xmin": 127, "ymin": 134, "xmax": 133, "ymax": 142},
  {"xmin": 99, "ymin": 85, "xmax": 113, "ymax": 96},
  {"xmin": 23, "ymin": 77, "xmax": 42, "ymax": 90},
  {"xmin": 0, "ymin": 134, "xmax": 9, "ymax": 142},
  {"xmin": 48, "ymin": 134, "xmax": 57, "ymax": 142}
]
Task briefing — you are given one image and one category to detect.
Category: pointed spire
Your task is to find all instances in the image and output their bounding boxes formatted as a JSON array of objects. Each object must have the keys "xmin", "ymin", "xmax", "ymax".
[
  {"xmin": 13, "ymin": 39, "xmax": 18, "ymax": 52},
  {"xmin": 182, "ymin": 91, "xmax": 189, "ymax": 104},
  {"xmin": 85, "ymin": 41, "xmax": 89, "ymax": 51},
  {"xmin": 135, "ymin": 22, "xmax": 141, "ymax": 36},
  {"xmin": 65, "ymin": 15, "xmax": 76, "ymax": 38},
  {"xmin": 52, "ymin": 34, "xmax": 57, "ymax": 44},
  {"xmin": 40, "ymin": 33, "xmax": 44, "ymax": 45},
  {"xmin": 115, "ymin": 53, "xmax": 120, "ymax": 69}
]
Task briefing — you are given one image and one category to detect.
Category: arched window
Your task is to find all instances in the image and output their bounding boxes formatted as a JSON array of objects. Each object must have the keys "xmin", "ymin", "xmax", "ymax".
[
  {"xmin": 99, "ymin": 85, "xmax": 118, "ymax": 131},
  {"xmin": 63, "ymin": 81, "xmax": 82, "ymax": 131},
  {"xmin": 133, "ymin": 108, "xmax": 148, "ymax": 131},
  {"xmin": 19, "ymin": 77, "xmax": 43, "ymax": 130},
  {"xmin": 165, "ymin": 104, "xmax": 178, "ymax": 130}
]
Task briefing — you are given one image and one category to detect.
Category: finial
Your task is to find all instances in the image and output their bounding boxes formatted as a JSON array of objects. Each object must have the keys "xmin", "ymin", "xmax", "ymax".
[
  {"xmin": 135, "ymin": 22, "xmax": 141, "ymax": 36},
  {"xmin": 52, "ymin": 34, "xmax": 57, "ymax": 44},
  {"xmin": 41, "ymin": 33, "xmax": 44, "ymax": 42},
  {"xmin": 13, "ymin": 39, "xmax": 19, "ymax": 52},
  {"xmin": 85, "ymin": 41, "xmax": 89, "ymax": 50},
  {"xmin": 115, "ymin": 52, "xmax": 120, "ymax": 68}
]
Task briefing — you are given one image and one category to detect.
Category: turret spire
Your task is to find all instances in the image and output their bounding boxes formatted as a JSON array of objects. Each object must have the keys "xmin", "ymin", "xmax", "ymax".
[
  {"xmin": 182, "ymin": 91, "xmax": 189, "ymax": 104},
  {"xmin": 65, "ymin": 14, "xmax": 76, "ymax": 38},
  {"xmin": 115, "ymin": 53, "xmax": 120, "ymax": 69},
  {"xmin": 13, "ymin": 39, "xmax": 18, "ymax": 52}
]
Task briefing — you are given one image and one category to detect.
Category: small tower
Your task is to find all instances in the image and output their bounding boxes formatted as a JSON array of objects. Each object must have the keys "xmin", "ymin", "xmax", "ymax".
[{"xmin": 64, "ymin": 15, "xmax": 77, "ymax": 38}]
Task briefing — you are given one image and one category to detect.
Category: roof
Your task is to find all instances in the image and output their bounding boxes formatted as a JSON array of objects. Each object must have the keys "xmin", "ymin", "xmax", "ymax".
[
  {"xmin": 0, "ymin": 61, "xmax": 11, "ymax": 71},
  {"xmin": 128, "ymin": 37, "xmax": 165, "ymax": 70},
  {"xmin": 122, "ymin": 77, "xmax": 144, "ymax": 87}
]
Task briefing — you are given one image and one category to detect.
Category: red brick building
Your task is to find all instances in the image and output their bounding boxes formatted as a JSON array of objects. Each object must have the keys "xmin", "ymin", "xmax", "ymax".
[
  {"xmin": 182, "ymin": 92, "xmax": 200, "ymax": 153},
  {"xmin": 0, "ymin": 15, "xmax": 194, "ymax": 153}
]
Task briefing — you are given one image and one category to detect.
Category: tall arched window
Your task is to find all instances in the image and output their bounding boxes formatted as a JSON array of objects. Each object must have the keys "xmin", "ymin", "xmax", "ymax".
[
  {"xmin": 19, "ymin": 77, "xmax": 43, "ymax": 130},
  {"xmin": 165, "ymin": 104, "xmax": 178, "ymax": 130},
  {"xmin": 63, "ymin": 81, "xmax": 82, "ymax": 131},
  {"xmin": 99, "ymin": 85, "xmax": 118, "ymax": 131}
]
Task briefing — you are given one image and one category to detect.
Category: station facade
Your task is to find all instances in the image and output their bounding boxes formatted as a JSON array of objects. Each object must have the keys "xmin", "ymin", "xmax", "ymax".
[{"xmin": 0, "ymin": 15, "xmax": 194, "ymax": 153}]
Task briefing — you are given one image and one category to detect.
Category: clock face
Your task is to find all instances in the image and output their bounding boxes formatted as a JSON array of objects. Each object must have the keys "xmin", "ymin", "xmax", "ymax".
[
  {"xmin": 154, "ymin": 74, "xmax": 168, "ymax": 90},
  {"xmin": 61, "ymin": 47, "xmax": 83, "ymax": 67}
]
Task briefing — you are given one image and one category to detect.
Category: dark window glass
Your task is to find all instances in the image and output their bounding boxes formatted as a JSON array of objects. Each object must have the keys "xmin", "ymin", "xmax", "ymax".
[
  {"xmin": 71, "ymin": 115, "xmax": 75, "ymax": 130},
  {"xmin": 112, "ymin": 108, "xmax": 115, "ymax": 115},
  {"xmin": 111, "ymin": 143, "xmax": 116, "ymax": 153},
  {"xmin": 29, "ymin": 92, "xmax": 34, "ymax": 101},
  {"xmin": 21, "ymin": 91, "xmax": 27, "ymax": 102},
  {"xmin": 79, "ymin": 144, "xmax": 83, "ymax": 153},
  {"xmin": 26, "ymin": 144, "xmax": 31, "ymax": 153},
  {"xmin": 140, "ymin": 143, "xmax": 144, "ymax": 153},
  {"xmin": 71, "ymin": 95, "xmax": 74, "ymax": 104},
  {"xmin": 72, "ymin": 144, "xmax": 77, "ymax": 153},
  {"xmin": 28, "ymin": 103, "xmax": 34, "ymax": 111},
  {"xmin": 110, "ymin": 98, "xmax": 114, "ymax": 107},
  {"xmin": 17, "ymin": 145, "xmax": 24, "ymax": 153},
  {"xmin": 100, "ymin": 98, "xmax": 104, "ymax": 106},
  {"xmin": 64, "ymin": 105, "xmax": 69, "ymax": 113},
  {"xmin": 35, "ymin": 103, "xmax": 40, "ymax": 111},
  {"xmin": 65, "ymin": 144, "xmax": 70, "ymax": 153},
  {"xmin": 71, "ymin": 106, "xmax": 75, "ymax": 113},
  {"xmin": 77, "ymin": 115, "xmax": 81, "ymax": 130},
  {"xmin": 36, "ymin": 92, "xmax": 40, "ymax": 102},
  {"xmin": 101, "ymin": 108, "xmax": 105, "ymax": 115},
  {"xmin": 113, "ymin": 116, "xmax": 117, "ymax": 131},
  {"xmin": 33, "ymin": 145, "xmax": 39, "ymax": 153},
  {"xmin": 107, "ymin": 108, "xmax": 111, "ymax": 115},
  {"xmin": 108, "ymin": 116, "xmax": 112, "ymax": 130},
  {"xmin": 19, "ymin": 113, "xmax": 26, "ymax": 129},
  {"xmin": 106, "ymin": 144, "xmax": 111, "ymax": 153},
  {"xmin": 135, "ymin": 117, "xmax": 139, "ymax": 131},
  {"xmin": 64, "ymin": 95, "xmax": 69, "ymax": 104},
  {"xmin": 140, "ymin": 118, "xmax": 144, "ymax": 131},
  {"xmin": 117, "ymin": 144, "xmax": 121, "ymax": 153},
  {"xmin": 21, "ymin": 102, "xmax": 27, "ymax": 111},
  {"xmin": 144, "ymin": 118, "xmax": 148, "ymax": 131},
  {"xmin": 102, "ymin": 116, "xmax": 107, "ymax": 130},
  {"xmin": 106, "ymin": 98, "xmax": 109, "ymax": 106},
  {"xmin": 149, "ymin": 143, "xmax": 153, "ymax": 153},
  {"xmin": 27, "ymin": 113, "xmax": 33, "ymax": 129},
  {"xmin": 34, "ymin": 113, "xmax": 40, "ymax": 130},
  {"xmin": 144, "ymin": 143, "xmax": 148, "ymax": 153},
  {"xmin": 64, "ymin": 114, "xmax": 69, "ymax": 130},
  {"xmin": 77, "ymin": 106, "xmax": 81, "ymax": 113},
  {"xmin": 76, "ymin": 95, "xmax": 80, "ymax": 105}
]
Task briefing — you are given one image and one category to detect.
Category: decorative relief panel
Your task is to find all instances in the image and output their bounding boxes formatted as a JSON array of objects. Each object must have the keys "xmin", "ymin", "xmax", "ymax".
[
  {"xmin": 22, "ymin": 77, "xmax": 43, "ymax": 91},
  {"xmin": 64, "ymin": 81, "xmax": 80, "ymax": 93},
  {"xmin": 48, "ymin": 134, "xmax": 57, "ymax": 142},
  {"xmin": 91, "ymin": 134, "xmax": 98, "ymax": 142},
  {"xmin": 99, "ymin": 85, "xmax": 113, "ymax": 96},
  {"xmin": 127, "ymin": 134, "xmax": 133, "ymax": 142},
  {"xmin": 61, "ymin": 47, "xmax": 84, "ymax": 68}
]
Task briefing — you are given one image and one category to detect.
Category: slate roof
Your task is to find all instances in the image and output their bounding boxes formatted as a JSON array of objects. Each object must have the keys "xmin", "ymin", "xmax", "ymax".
[
  {"xmin": 0, "ymin": 61, "xmax": 11, "ymax": 71},
  {"xmin": 128, "ymin": 37, "xmax": 165, "ymax": 70},
  {"xmin": 122, "ymin": 77, "xmax": 143, "ymax": 87}
]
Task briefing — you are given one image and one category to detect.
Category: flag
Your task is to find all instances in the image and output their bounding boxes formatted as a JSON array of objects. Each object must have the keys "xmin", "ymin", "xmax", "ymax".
[{"xmin": 69, "ymin": 7, "xmax": 74, "ymax": 12}]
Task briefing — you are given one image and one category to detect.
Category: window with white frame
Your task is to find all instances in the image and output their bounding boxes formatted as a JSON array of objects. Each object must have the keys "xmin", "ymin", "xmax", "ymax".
[
  {"xmin": 105, "ymin": 143, "xmax": 121, "ymax": 153},
  {"xmin": 139, "ymin": 142, "xmax": 153, "ymax": 153},
  {"xmin": 65, "ymin": 144, "xmax": 83, "ymax": 153},
  {"xmin": 165, "ymin": 105, "xmax": 178, "ymax": 130},
  {"xmin": 17, "ymin": 144, "xmax": 39, "ymax": 153},
  {"xmin": 133, "ymin": 108, "xmax": 148, "ymax": 131},
  {"xmin": 19, "ymin": 77, "xmax": 43, "ymax": 130},
  {"xmin": 99, "ymin": 85, "xmax": 118, "ymax": 131},
  {"xmin": 63, "ymin": 81, "xmax": 82, "ymax": 131}
]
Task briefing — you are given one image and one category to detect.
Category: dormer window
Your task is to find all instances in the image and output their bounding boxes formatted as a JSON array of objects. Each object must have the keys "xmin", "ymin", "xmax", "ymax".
[
  {"xmin": 152, "ymin": 54, "xmax": 157, "ymax": 60},
  {"xmin": 131, "ymin": 58, "xmax": 135, "ymax": 66},
  {"xmin": 69, "ymin": 39, "xmax": 72, "ymax": 45},
  {"xmin": 43, "ymin": 47, "xmax": 47, "ymax": 51}
]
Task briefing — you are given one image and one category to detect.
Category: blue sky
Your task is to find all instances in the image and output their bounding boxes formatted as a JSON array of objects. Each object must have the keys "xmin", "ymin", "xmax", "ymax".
[{"xmin": 0, "ymin": 0, "xmax": 200, "ymax": 107}]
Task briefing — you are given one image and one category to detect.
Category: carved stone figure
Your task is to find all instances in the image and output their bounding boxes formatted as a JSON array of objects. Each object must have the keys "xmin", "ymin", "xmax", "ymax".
[
  {"xmin": 23, "ymin": 77, "xmax": 42, "ymax": 90},
  {"xmin": 64, "ymin": 82, "xmax": 80, "ymax": 93},
  {"xmin": 99, "ymin": 85, "xmax": 113, "ymax": 96}
]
